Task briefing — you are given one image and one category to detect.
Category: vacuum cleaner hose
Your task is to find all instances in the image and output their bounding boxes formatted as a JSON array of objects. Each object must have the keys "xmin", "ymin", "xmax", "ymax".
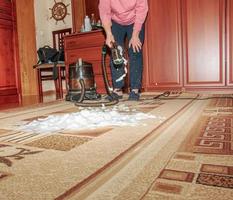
[{"xmin": 74, "ymin": 44, "xmax": 119, "ymax": 107}]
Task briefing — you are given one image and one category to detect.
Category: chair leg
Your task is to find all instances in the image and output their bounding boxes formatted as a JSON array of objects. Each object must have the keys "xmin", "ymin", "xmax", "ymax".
[
  {"xmin": 54, "ymin": 79, "xmax": 60, "ymax": 99},
  {"xmin": 37, "ymin": 69, "xmax": 43, "ymax": 102},
  {"xmin": 58, "ymin": 67, "xmax": 63, "ymax": 99}
]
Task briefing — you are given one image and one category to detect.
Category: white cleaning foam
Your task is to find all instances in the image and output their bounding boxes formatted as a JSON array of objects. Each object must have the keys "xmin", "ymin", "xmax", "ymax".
[{"xmin": 19, "ymin": 105, "xmax": 162, "ymax": 133}]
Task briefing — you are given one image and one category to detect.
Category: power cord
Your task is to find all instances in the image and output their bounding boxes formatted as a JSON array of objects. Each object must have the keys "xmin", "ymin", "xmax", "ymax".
[{"xmin": 139, "ymin": 91, "xmax": 233, "ymax": 101}]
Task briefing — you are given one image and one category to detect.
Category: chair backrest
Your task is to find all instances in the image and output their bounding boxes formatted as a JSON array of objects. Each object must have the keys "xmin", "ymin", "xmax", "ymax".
[{"xmin": 52, "ymin": 28, "xmax": 72, "ymax": 50}]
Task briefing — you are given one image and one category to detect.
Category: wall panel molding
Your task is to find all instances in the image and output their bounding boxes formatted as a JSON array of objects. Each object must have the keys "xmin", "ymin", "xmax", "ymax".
[
  {"xmin": 144, "ymin": 0, "xmax": 183, "ymax": 90},
  {"xmin": 182, "ymin": 0, "xmax": 226, "ymax": 87},
  {"xmin": 227, "ymin": 0, "xmax": 233, "ymax": 85},
  {"xmin": 0, "ymin": 0, "xmax": 20, "ymax": 104}
]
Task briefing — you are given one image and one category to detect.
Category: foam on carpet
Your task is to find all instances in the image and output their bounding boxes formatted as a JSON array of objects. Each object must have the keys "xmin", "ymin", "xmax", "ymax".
[{"xmin": 19, "ymin": 105, "xmax": 158, "ymax": 133}]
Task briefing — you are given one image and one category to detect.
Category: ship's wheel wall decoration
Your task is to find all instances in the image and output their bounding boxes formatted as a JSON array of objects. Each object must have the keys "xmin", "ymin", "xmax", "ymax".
[{"xmin": 49, "ymin": 0, "xmax": 70, "ymax": 24}]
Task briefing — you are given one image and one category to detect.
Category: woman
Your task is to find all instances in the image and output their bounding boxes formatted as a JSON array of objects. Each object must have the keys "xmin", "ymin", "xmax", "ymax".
[{"xmin": 99, "ymin": 0, "xmax": 148, "ymax": 101}]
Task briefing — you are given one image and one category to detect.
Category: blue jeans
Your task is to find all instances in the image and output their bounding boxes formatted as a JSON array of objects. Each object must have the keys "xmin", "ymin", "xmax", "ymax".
[{"xmin": 111, "ymin": 21, "xmax": 145, "ymax": 91}]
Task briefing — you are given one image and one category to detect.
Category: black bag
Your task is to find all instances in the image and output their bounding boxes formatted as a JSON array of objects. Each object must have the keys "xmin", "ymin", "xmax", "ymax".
[
  {"xmin": 55, "ymin": 49, "xmax": 65, "ymax": 62},
  {"xmin": 36, "ymin": 46, "xmax": 65, "ymax": 80},
  {"xmin": 51, "ymin": 49, "xmax": 65, "ymax": 80},
  {"xmin": 37, "ymin": 45, "xmax": 58, "ymax": 64}
]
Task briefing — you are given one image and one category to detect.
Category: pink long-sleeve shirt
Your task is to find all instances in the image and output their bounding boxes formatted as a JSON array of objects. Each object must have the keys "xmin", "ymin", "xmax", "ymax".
[{"xmin": 99, "ymin": 0, "xmax": 148, "ymax": 32}]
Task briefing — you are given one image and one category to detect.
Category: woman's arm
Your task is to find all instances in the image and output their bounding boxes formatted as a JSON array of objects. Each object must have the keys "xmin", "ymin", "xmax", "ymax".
[
  {"xmin": 129, "ymin": 0, "xmax": 148, "ymax": 52},
  {"xmin": 134, "ymin": 0, "xmax": 148, "ymax": 32},
  {"xmin": 99, "ymin": 0, "xmax": 115, "ymax": 47}
]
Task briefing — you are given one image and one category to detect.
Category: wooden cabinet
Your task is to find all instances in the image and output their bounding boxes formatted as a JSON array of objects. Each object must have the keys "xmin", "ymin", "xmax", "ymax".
[
  {"xmin": 182, "ymin": 0, "xmax": 225, "ymax": 87},
  {"xmin": 144, "ymin": 0, "xmax": 183, "ymax": 90},
  {"xmin": 0, "ymin": 0, "xmax": 20, "ymax": 104},
  {"xmin": 227, "ymin": 0, "xmax": 233, "ymax": 86},
  {"xmin": 64, "ymin": 30, "xmax": 111, "ymax": 93},
  {"xmin": 145, "ymin": 0, "xmax": 232, "ymax": 91}
]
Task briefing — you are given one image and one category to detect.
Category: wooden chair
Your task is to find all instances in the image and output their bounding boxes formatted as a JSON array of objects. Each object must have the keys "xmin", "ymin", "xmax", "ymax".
[{"xmin": 35, "ymin": 28, "xmax": 72, "ymax": 102}]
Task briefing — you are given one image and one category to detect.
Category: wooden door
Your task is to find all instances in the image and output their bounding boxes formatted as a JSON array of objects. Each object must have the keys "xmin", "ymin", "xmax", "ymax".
[
  {"xmin": 144, "ymin": 0, "xmax": 183, "ymax": 91},
  {"xmin": 0, "ymin": 0, "xmax": 20, "ymax": 104},
  {"xmin": 182, "ymin": 0, "xmax": 225, "ymax": 88},
  {"xmin": 227, "ymin": 0, "xmax": 233, "ymax": 86}
]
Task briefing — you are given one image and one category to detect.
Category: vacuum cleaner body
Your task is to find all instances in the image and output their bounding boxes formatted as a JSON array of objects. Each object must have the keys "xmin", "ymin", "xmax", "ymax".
[
  {"xmin": 66, "ymin": 43, "xmax": 127, "ymax": 106},
  {"xmin": 65, "ymin": 59, "xmax": 101, "ymax": 102}
]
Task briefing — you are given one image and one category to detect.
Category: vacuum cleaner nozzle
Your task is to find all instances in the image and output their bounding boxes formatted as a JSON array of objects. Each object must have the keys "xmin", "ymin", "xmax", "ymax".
[{"xmin": 111, "ymin": 42, "xmax": 124, "ymax": 66}]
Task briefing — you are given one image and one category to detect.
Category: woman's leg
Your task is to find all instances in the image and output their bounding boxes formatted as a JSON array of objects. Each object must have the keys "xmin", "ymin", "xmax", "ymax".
[{"xmin": 126, "ymin": 24, "xmax": 145, "ymax": 92}]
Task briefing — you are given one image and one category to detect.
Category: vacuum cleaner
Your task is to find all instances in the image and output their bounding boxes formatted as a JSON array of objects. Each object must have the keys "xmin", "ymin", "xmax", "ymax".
[
  {"xmin": 65, "ymin": 59, "xmax": 101, "ymax": 102},
  {"xmin": 65, "ymin": 42, "xmax": 127, "ymax": 107}
]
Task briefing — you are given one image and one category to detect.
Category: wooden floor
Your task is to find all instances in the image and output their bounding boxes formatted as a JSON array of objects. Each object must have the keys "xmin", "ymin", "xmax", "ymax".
[{"xmin": 0, "ymin": 92, "xmax": 57, "ymax": 111}]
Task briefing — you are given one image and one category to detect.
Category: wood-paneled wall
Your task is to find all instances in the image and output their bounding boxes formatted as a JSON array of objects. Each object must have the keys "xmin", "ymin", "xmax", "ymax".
[
  {"xmin": 72, "ymin": 0, "xmax": 100, "ymax": 33},
  {"xmin": 0, "ymin": 0, "xmax": 20, "ymax": 104},
  {"xmin": 144, "ymin": 0, "xmax": 232, "ymax": 91},
  {"xmin": 15, "ymin": 0, "xmax": 38, "ymax": 96},
  {"xmin": 0, "ymin": 1, "xmax": 16, "ymax": 90},
  {"xmin": 182, "ymin": 0, "xmax": 225, "ymax": 87},
  {"xmin": 72, "ymin": 0, "xmax": 86, "ymax": 33},
  {"xmin": 85, "ymin": 0, "xmax": 100, "ymax": 21},
  {"xmin": 227, "ymin": 0, "xmax": 233, "ymax": 85},
  {"xmin": 144, "ymin": 0, "xmax": 183, "ymax": 90}
]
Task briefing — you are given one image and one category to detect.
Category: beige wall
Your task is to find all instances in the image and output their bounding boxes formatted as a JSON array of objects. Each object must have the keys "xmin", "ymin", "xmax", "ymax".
[
  {"xmin": 34, "ymin": 0, "xmax": 72, "ymax": 49},
  {"xmin": 34, "ymin": 0, "xmax": 72, "ymax": 92},
  {"xmin": 16, "ymin": 0, "xmax": 74, "ymax": 96}
]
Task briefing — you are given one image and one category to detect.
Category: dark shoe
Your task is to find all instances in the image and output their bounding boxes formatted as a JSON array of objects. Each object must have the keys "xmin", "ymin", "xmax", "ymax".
[
  {"xmin": 105, "ymin": 92, "xmax": 123, "ymax": 101},
  {"xmin": 128, "ymin": 91, "xmax": 140, "ymax": 101}
]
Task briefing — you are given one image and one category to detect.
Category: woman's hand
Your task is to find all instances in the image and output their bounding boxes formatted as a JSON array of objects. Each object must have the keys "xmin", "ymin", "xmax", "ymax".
[
  {"xmin": 129, "ymin": 32, "xmax": 142, "ymax": 53},
  {"xmin": 102, "ymin": 22, "xmax": 115, "ymax": 48},
  {"xmin": 106, "ymin": 33, "xmax": 115, "ymax": 48}
]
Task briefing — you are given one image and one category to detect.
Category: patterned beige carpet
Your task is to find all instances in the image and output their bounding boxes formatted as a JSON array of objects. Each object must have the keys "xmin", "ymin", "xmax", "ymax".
[{"xmin": 0, "ymin": 93, "xmax": 232, "ymax": 200}]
